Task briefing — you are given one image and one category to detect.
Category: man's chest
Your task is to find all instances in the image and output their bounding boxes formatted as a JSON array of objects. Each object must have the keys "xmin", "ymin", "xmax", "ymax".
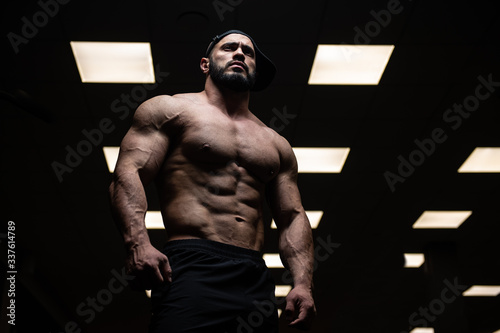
[{"xmin": 179, "ymin": 112, "xmax": 281, "ymax": 182}]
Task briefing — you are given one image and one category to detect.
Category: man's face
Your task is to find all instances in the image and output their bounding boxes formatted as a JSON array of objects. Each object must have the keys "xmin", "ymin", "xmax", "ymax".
[{"xmin": 208, "ymin": 34, "xmax": 257, "ymax": 92}]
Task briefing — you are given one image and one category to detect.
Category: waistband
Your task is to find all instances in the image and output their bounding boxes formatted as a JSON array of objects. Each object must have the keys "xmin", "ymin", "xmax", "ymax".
[{"xmin": 163, "ymin": 239, "xmax": 264, "ymax": 262}]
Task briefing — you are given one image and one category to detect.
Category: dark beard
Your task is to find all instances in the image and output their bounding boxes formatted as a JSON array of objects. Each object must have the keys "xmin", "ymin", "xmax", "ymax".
[{"xmin": 208, "ymin": 58, "xmax": 256, "ymax": 92}]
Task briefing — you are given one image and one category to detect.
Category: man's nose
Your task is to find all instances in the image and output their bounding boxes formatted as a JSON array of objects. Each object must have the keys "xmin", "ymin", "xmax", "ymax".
[{"xmin": 233, "ymin": 47, "xmax": 245, "ymax": 59}]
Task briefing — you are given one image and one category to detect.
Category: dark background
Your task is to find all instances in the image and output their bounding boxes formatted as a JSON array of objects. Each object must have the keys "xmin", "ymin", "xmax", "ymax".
[{"xmin": 1, "ymin": 0, "xmax": 499, "ymax": 332}]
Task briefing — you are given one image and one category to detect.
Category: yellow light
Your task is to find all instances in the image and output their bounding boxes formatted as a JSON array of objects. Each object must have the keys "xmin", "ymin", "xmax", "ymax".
[
  {"xmin": 308, "ymin": 45, "xmax": 394, "ymax": 85},
  {"xmin": 293, "ymin": 148, "xmax": 350, "ymax": 173},
  {"xmin": 410, "ymin": 328, "xmax": 434, "ymax": 333},
  {"xmin": 404, "ymin": 253, "xmax": 425, "ymax": 268},
  {"xmin": 263, "ymin": 254, "xmax": 284, "ymax": 268},
  {"xmin": 70, "ymin": 42, "xmax": 155, "ymax": 83},
  {"xmin": 145, "ymin": 211, "xmax": 164, "ymax": 229},
  {"xmin": 412, "ymin": 211, "xmax": 472, "ymax": 229},
  {"xmin": 463, "ymin": 285, "xmax": 500, "ymax": 297},
  {"xmin": 103, "ymin": 146, "xmax": 120, "ymax": 172},
  {"xmin": 275, "ymin": 285, "xmax": 292, "ymax": 297},
  {"xmin": 458, "ymin": 147, "xmax": 500, "ymax": 172}
]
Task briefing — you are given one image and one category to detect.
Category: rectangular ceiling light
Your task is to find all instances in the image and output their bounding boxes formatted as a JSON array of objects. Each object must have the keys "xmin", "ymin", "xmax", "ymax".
[
  {"xmin": 145, "ymin": 211, "xmax": 164, "ymax": 229},
  {"xmin": 463, "ymin": 285, "xmax": 500, "ymax": 297},
  {"xmin": 412, "ymin": 211, "xmax": 472, "ymax": 229},
  {"xmin": 293, "ymin": 147, "xmax": 350, "ymax": 173},
  {"xmin": 103, "ymin": 146, "xmax": 120, "ymax": 172},
  {"xmin": 70, "ymin": 41, "xmax": 155, "ymax": 83},
  {"xmin": 263, "ymin": 254, "xmax": 284, "ymax": 268},
  {"xmin": 458, "ymin": 147, "xmax": 500, "ymax": 173},
  {"xmin": 410, "ymin": 329, "xmax": 434, "ymax": 333},
  {"xmin": 275, "ymin": 285, "xmax": 292, "ymax": 297},
  {"xmin": 404, "ymin": 253, "xmax": 425, "ymax": 268},
  {"xmin": 308, "ymin": 44, "xmax": 394, "ymax": 85},
  {"xmin": 271, "ymin": 211, "xmax": 323, "ymax": 229}
]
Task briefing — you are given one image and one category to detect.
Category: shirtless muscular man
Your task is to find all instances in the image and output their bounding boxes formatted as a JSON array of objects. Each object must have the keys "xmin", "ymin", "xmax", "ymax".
[{"xmin": 109, "ymin": 30, "xmax": 315, "ymax": 332}]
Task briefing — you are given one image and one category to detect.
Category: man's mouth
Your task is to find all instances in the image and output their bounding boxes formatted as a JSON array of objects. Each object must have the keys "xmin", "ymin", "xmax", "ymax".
[{"xmin": 228, "ymin": 62, "xmax": 247, "ymax": 72}]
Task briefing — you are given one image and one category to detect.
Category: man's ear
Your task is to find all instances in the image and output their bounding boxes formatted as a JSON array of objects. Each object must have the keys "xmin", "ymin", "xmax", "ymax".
[{"xmin": 200, "ymin": 57, "xmax": 210, "ymax": 74}]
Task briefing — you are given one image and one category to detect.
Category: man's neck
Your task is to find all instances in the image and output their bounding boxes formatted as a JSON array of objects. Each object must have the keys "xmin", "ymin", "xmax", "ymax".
[{"xmin": 204, "ymin": 79, "xmax": 250, "ymax": 117}]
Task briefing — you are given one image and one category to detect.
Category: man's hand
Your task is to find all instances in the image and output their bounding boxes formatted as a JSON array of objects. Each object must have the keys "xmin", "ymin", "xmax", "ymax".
[
  {"xmin": 126, "ymin": 243, "xmax": 172, "ymax": 290},
  {"xmin": 284, "ymin": 285, "xmax": 316, "ymax": 330}
]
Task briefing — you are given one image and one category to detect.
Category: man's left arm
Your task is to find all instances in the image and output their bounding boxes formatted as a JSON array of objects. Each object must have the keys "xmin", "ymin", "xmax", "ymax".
[{"xmin": 267, "ymin": 140, "xmax": 316, "ymax": 330}]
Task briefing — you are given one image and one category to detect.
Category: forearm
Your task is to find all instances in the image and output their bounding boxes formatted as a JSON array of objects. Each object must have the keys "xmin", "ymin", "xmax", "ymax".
[
  {"xmin": 109, "ymin": 171, "xmax": 151, "ymax": 250},
  {"xmin": 278, "ymin": 213, "xmax": 314, "ymax": 289}
]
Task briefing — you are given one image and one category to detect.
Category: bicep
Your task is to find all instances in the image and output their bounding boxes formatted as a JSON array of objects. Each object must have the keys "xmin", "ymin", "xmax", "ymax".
[
  {"xmin": 114, "ymin": 103, "xmax": 171, "ymax": 185},
  {"xmin": 116, "ymin": 129, "xmax": 168, "ymax": 184}
]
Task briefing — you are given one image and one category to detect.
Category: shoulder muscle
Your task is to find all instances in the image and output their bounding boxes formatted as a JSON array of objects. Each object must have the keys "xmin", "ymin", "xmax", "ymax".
[
  {"xmin": 271, "ymin": 133, "xmax": 297, "ymax": 175},
  {"xmin": 132, "ymin": 95, "xmax": 185, "ymax": 132}
]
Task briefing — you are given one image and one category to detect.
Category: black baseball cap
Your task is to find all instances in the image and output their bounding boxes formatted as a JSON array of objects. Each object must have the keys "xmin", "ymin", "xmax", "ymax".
[{"xmin": 205, "ymin": 30, "xmax": 276, "ymax": 91}]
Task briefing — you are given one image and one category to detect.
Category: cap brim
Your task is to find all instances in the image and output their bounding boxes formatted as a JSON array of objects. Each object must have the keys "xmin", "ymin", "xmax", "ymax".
[{"xmin": 251, "ymin": 43, "xmax": 276, "ymax": 91}]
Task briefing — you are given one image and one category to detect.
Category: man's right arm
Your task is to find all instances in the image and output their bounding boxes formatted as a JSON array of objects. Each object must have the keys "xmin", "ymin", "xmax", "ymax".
[{"xmin": 109, "ymin": 95, "xmax": 178, "ymax": 289}]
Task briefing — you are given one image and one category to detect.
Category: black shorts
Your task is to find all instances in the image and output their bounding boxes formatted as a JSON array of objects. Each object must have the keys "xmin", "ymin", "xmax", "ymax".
[{"xmin": 149, "ymin": 239, "xmax": 279, "ymax": 333}]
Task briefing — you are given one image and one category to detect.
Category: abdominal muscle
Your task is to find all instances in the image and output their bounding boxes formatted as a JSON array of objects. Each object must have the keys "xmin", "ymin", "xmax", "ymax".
[{"xmin": 156, "ymin": 158, "xmax": 266, "ymax": 252}]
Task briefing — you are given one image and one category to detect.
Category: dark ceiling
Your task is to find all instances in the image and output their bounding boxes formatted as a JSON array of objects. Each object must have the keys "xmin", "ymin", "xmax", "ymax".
[{"xmin": 1, "ymin": 0, "xmax": 500, "ymax": 332}]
